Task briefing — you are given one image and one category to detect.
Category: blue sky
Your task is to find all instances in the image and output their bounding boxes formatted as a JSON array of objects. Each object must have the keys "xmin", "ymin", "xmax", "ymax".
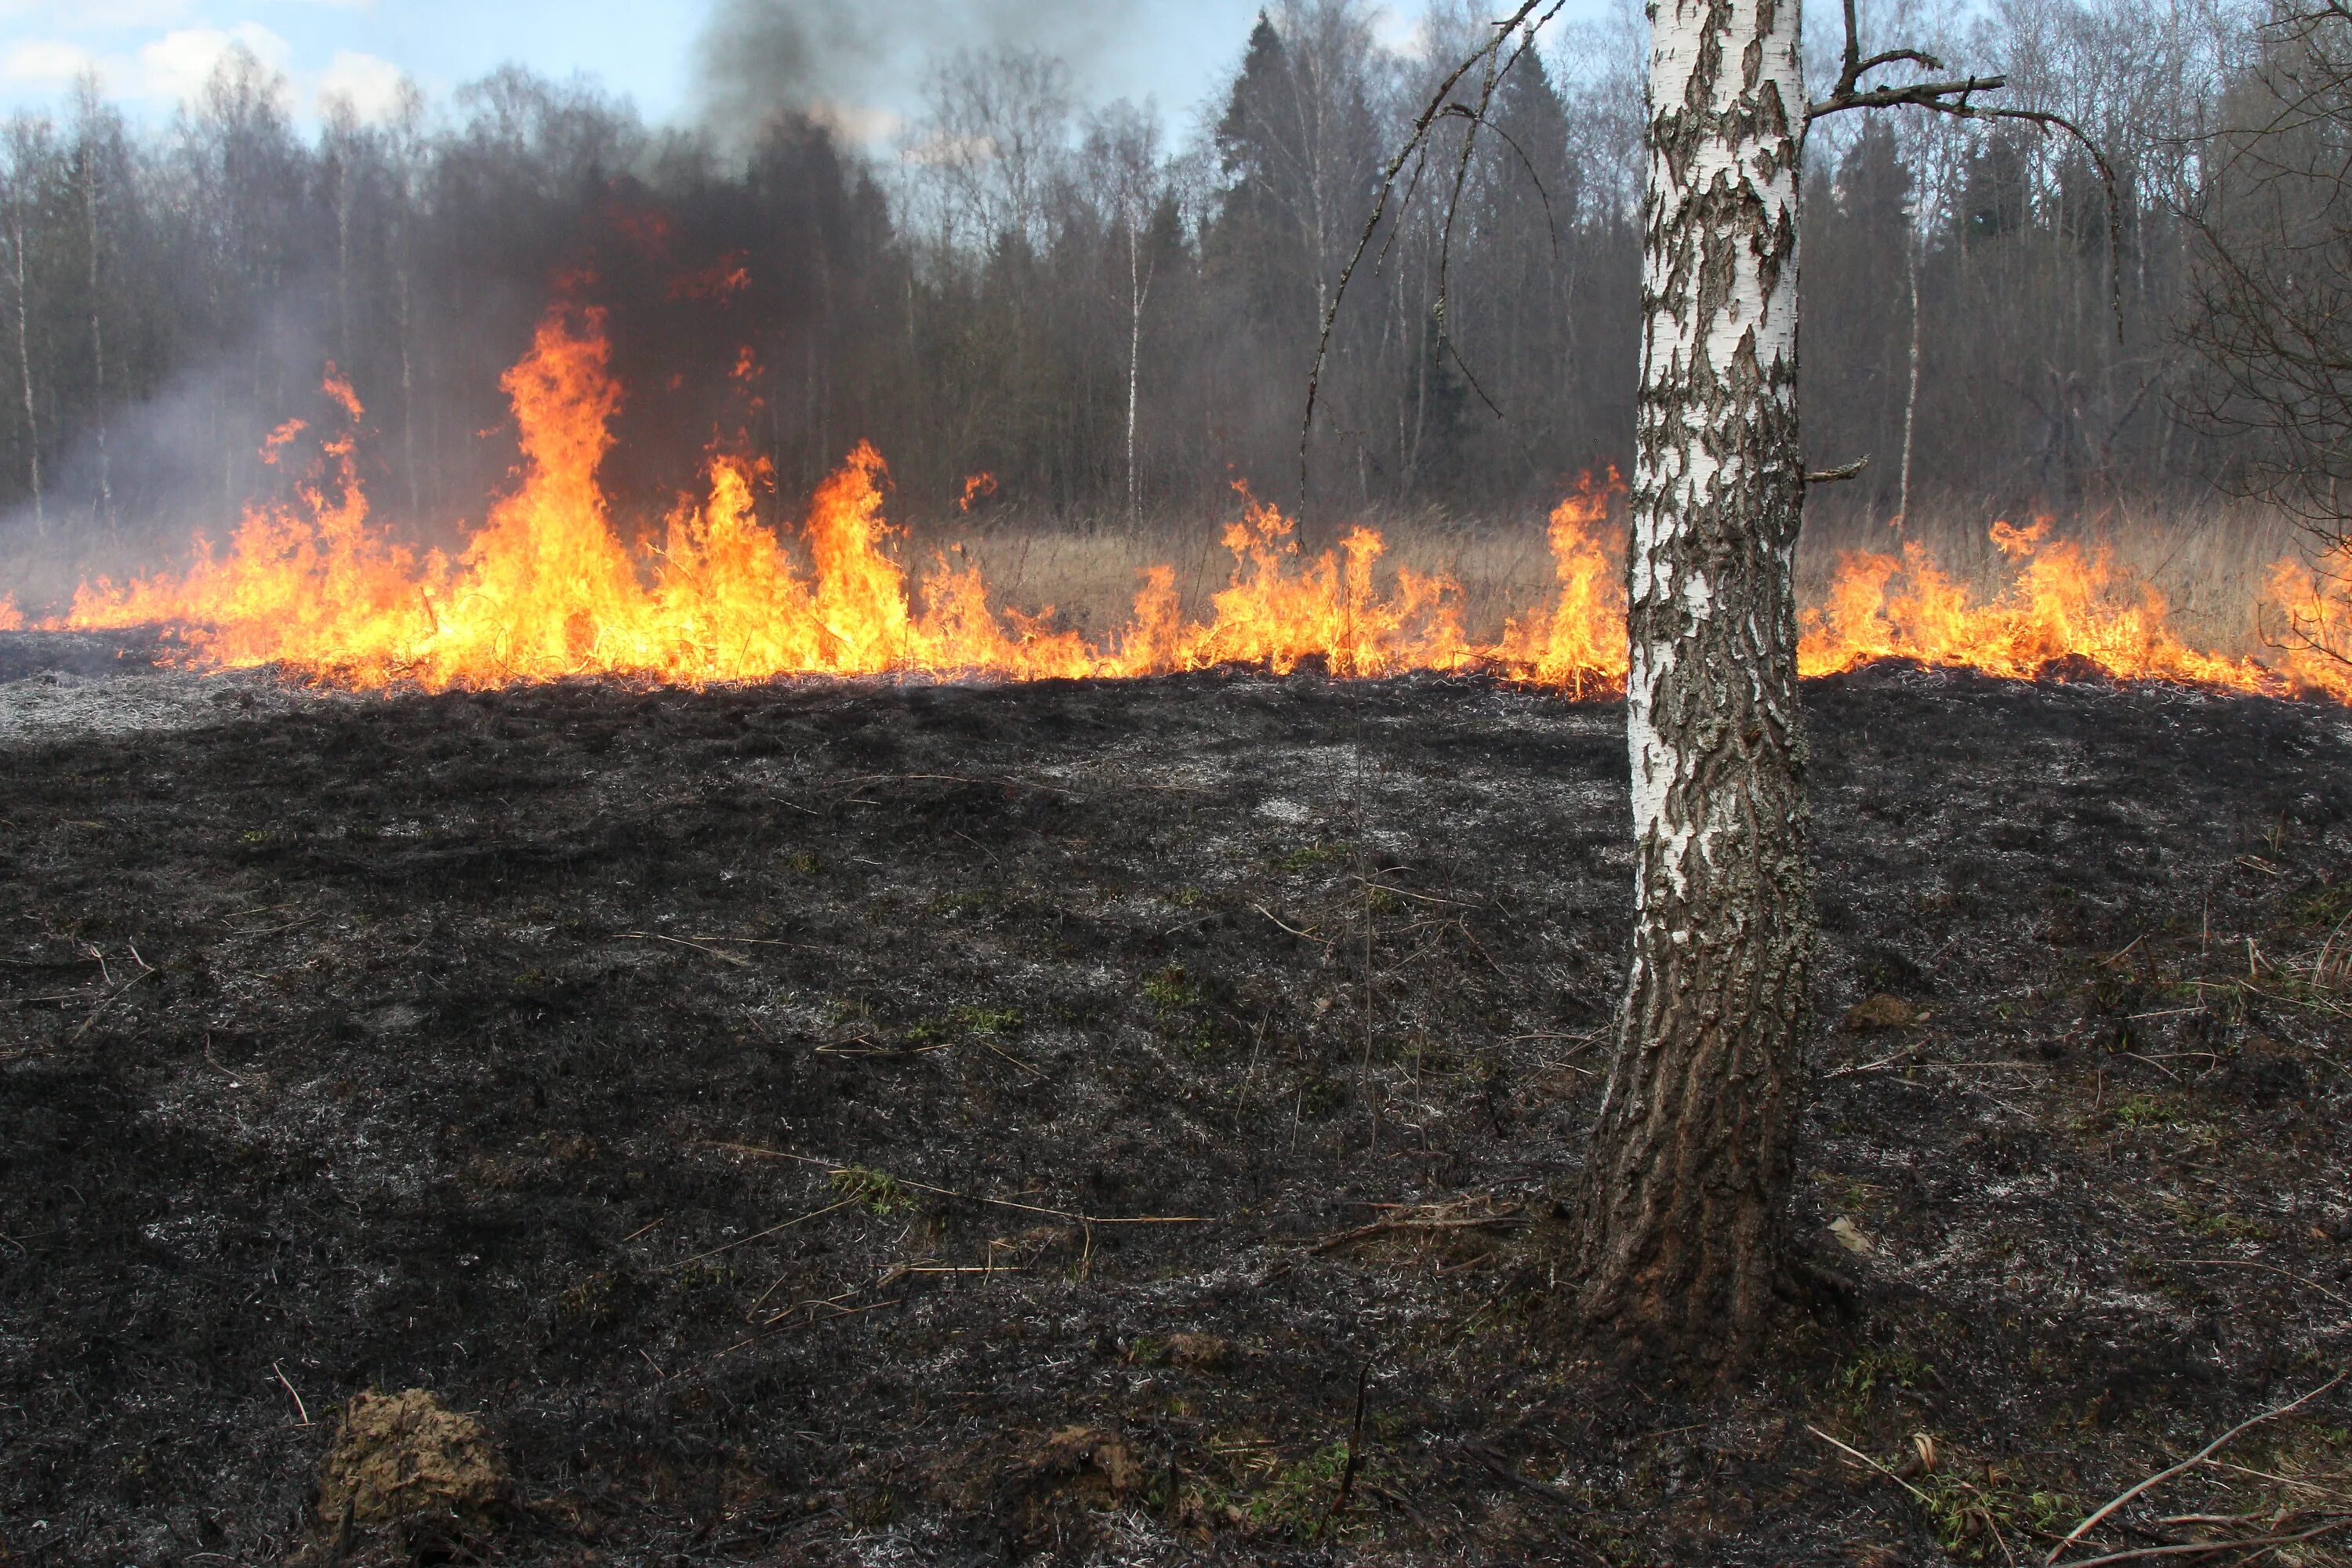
[{"xmin": 0, "ymin": 0, "xmax": 1443, "ymax": 133}]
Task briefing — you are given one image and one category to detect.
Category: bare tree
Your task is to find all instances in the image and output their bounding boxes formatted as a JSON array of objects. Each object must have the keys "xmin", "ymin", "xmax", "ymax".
[
  {"xmin": 2183, "ymin": 1, "xmax": 2352, "ymax": 659},
  {"xmin": 0, "ymin": 117, "xmax": 48, "ymax": 535},
  {"xmin": 1083, "ymin": 103, "xmax": 1166, "ymax": 522},
  {"xmin": 70, "ymin": 75, "xmax": 114, "ymax": 532}
]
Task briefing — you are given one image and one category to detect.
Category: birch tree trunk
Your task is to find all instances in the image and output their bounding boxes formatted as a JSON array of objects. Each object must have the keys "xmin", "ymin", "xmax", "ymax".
[
  {"xmin": 1577, "ymin": 0, "xmax": 1813, "ymax": 1363},
  {"xmin": 4, "ymin": 180, "xmax": 40, "ymax": 535},
  {"xmin": 1898, "ymin": 211, "xmax": 1921, "ymax": 532},
  {"xmin": 78, "ymin": 124, "xmax": 111, "ymax": 532}
]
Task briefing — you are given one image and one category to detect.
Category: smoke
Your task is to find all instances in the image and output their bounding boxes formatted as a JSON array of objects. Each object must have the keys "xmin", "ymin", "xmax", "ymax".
[{"xmin": 693, "ymin": 0, "xmax": 1131, "ymax": 147}]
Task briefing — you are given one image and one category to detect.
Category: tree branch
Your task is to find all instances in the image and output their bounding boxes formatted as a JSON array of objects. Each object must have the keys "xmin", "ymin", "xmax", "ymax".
[
  {"xmin": 1805, "ymin": 0, "xmax": 2126, "ymax": 342},
  {"xmin": 1298, "ymin": 0, "xmax": 1566, "ymax": 505}
]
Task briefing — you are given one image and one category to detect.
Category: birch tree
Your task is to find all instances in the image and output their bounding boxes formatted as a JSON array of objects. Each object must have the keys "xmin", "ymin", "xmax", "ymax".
[
  {"xmin": 0, "ymin": 118, "xmax": 48, "ymax": 535},
  {"xmin": 1565, "ymin": 0, "xmax": 1814, "ymax": 1359},
  {"xmin": 1311, "ymin": 0, "xmax": 2107, "ymax": 1363}
]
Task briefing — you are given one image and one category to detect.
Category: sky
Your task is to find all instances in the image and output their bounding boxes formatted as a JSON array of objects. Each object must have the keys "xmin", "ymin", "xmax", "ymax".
[{"xmin": 0, "ymin": 0, "xmax": 1445, "ymax": 135}]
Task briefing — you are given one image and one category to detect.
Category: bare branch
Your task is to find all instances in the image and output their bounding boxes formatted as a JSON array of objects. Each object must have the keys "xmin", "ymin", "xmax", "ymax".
[
  {"xmin": 1298, "ymin": 0, "xmax": 1566, "ymax": 504},
  {"xmin": 1805, "ymin": 0, "xmax": 2126, "ymax": 341}
]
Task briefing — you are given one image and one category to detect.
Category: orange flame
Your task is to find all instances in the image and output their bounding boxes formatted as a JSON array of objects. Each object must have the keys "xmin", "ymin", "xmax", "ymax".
[
  {"xmin": 1792, "ymin": 521, "xmax": 2301, "ymax": 693},
  {"xmin": 31, "ymin": 303, "xmax": 2352, "ymax": 704},
  {"xmin": 1500, "ymin": 470, "xmax": 1627, "ymax": 697},
  {"xmin": 958, "ymin": 472, "xmax": 997, "ymax": 513},
  {"xmin": 670, "ymin": 253, "xmax": 751, "ymax": 303}
]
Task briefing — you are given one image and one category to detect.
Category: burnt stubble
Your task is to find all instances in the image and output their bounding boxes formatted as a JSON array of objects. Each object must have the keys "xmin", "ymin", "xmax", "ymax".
[{"xmin": 2, "ymin": 644, "xmax": 2348, "ymax": 1564}]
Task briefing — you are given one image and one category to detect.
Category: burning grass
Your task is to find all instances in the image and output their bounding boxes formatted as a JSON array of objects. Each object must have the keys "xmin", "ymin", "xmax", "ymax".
[{"xmin": 13, "ymin": 300, "xmax": 2352, "ymax": 703}]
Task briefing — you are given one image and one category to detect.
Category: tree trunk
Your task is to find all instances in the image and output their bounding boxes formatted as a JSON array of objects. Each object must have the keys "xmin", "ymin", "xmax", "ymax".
[
  {"xmin": 5, "ymin": 187, "xmax": 41, "ymax": 536},
  {"xmin": 1125, "ymin": 215, "xmax": 1144, "ymax": 524},
  {"xmin": 1577, "ymin": 0, "xmax": 1814, "ymax": 1365},
  {"xmin": 80, "ymin": 134, "xmax": 111, "ymax": 533},
  {"xmin": 1899, "ymin": 195, "xmax": 1921, "ymax": 532}
]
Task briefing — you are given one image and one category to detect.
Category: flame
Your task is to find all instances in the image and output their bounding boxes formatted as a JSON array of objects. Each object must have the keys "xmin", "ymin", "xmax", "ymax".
[
  {"xmin": 958, "ymin": 472, "xmax": 998, "ymax": 513},
  {"xmin": 1794, "ymin": 521, "xmax": 2298, "ymax": 694},
  {"xmin": 1500, "ymin": 471, "xmax": 1628, "ymax": 698},
  {"xmin": 670, "ymin": 253, "xmax": 751, "ymax": 303},
  {"xmin": 27, "ymin": 303, "xmax": 2352, "ymax": 705},
  {"xmin": 0, "ymin": 597, "xmax": 21, "ymax": 632}
]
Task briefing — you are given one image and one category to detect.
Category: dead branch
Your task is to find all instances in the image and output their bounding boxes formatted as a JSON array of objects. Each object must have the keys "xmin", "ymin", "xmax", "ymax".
[
  {"xmin": 1807, "ymin": 1423, "xmax": 1936, "ymax": 1508},
  {"xmin": 696, "ymin": 1142, "xmax": 1216, "ymax": 1226},
  {"xmin": 2045, "ymin": 1371, "xmax": 2347, "ymax": 1562},
  {"xmin": 1299, "ymin": 0, "xmax": 1568, "ymax": 501},
  {"xmin": 1806, "ymin": 0, "xmax": 2125, "ymax": 340},
  {"xmin": 2050, "ymin": 1519, "xmax": 2352, "ymax": 1568}
]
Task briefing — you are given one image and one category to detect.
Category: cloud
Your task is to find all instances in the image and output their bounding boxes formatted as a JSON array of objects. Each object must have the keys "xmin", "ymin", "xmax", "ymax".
[
  {"xmin": 2, "ymin": 38, "xmax": 97, "ymax": 85},
  {"xmin": 137, "ymin": 22, "xmax": 290, "ymax": 105},
  {"xmin": 0, "ymin": 0, "xmax": 194, "ymax": 29},
  {"xmin": 316, "ymin": 49, "xmax": 405, "ymax": 120}
]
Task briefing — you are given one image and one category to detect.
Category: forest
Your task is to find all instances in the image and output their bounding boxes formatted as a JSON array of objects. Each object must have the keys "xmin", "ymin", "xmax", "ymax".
[{"xmin": 0, "ymin": 0, "xmax": 2259, "ymax": 561}]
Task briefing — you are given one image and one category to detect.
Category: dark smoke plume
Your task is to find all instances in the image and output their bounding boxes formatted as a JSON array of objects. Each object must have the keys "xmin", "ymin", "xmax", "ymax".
[{"xmin": 695, "ymin": 0, "xmax": 1126, "ymax": 146}]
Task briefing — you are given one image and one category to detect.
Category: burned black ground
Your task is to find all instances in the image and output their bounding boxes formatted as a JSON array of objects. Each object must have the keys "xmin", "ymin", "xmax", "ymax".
[{"xmin": 3, "ymin": 647, "xmax": 2350, "ymax": 1566}]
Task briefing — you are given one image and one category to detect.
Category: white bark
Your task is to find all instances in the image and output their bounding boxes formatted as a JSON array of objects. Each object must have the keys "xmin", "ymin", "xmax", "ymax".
[{"xmin": 1579, "ymin": 0, "xmax": 1814, "ymax": 1359}]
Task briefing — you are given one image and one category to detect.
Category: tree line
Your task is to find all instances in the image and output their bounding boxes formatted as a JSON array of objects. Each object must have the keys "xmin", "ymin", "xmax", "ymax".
[{"xmin": 0, "ymin": 0, "xmax": 2296, "ymax": 562}]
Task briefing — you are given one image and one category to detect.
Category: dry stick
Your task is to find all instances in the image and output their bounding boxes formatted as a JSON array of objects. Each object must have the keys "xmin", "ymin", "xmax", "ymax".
[
  {"xmin": 614, "ymin": 931, "xmax": 751, "ymax": 968},
  {"xmin": 1807, "ymin": 1424, "xmax": 1935, "ymax": 1507},
  {"xmin": 69, "ymin": 960, "xmax": 155, "ymax": 1043},
  {"xmin": 2045, "ymin": 1371, "xmax": 2348, "ymax": 1563},
  {"xmin": 2203, "ymin": 1457, "xmax": 2352, "ymax": 1494},
  {"xmin": 673, "ymin": 1196, "xmax": 858, "ymax": 1269},
  {"xmin": 2174, "ymin": 1258, "xmax": 2352, "ymax": 1312},
  {"xmin": 697, "ymin": 1143, "xmax": 1214, "ymax": 1226},
  {"xmin": 1250, "ymin": 903, "xmax": 1327, "ymax": 943},
  {"xmin": 271, "ymin": 1361, "xmax": 312, "ymax": 1427},
  {"xmin": 2051, "ymin": 1519, "xmax": 2352, "ymax": 1568},
  {"xmin": 1309, "ymin": 1214, "xmax": 1526, "ymax": 1254}
]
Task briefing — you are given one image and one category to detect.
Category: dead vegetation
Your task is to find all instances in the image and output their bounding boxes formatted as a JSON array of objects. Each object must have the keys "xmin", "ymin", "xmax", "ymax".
[{"xmin": 0, "ymin": 637, "xmax": 2349, "ymax": 1563}]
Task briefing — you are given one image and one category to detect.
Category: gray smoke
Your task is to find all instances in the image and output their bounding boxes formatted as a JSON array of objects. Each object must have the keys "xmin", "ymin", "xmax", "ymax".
[{"xmin": 695, "ymin": 0, "xmax": 1130, "ymax": 147}]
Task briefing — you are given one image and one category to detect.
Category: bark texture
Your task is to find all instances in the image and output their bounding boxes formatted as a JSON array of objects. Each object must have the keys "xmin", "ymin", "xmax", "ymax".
[{"xmin": 1577, "ymin": 0, "xmax": 1813, "ymax": 1362}]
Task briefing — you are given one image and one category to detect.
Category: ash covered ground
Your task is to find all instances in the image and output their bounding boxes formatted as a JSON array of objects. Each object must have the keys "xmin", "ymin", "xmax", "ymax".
[{"xmin": 3, "ymin": 634, "xmax": 2350, "ymax": 1566}]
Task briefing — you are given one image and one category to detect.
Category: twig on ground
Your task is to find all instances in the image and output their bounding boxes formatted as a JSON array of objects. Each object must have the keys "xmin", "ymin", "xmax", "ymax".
[
  {"xmin": 1308, "ymin": 1210, "xmax": 1526, "ymax": 1254},
  {"xmin": 2045, "ymin": 1371, "xmax": 2347, "ymax": 1562},
  {"xmin": 69, "ymin": 946, "xmax": 156, "ymax": 1042},
  {"xmin": 1807, "ymin": 1423, "xmax": 1936, "ymax": 1507},
  {"xmin": 1251, "ymin": 903, "xmax": 1327, "ymax": 943},
  {"xmin": 675, "ymin": 1197, "xmax": 858, "ymax": 1269},
  {"xmin": 2050, "ymin": 1519, "xmax": 2352, "ymax": 1567},
  {"xmin": 271, "ymin": 1360, "xmax": 312, "ymax": 1426},
  {"xmin": 614, "ymin": 931, "xmax": 752, "ymax": 967},
  {"xmin": 2172, "ymin": 1258, "xmax": 2352, "ymax": 1312},
  {"xmin": 697, "ymin": 1142, "xmax": 1214, "ymax": 1226}
]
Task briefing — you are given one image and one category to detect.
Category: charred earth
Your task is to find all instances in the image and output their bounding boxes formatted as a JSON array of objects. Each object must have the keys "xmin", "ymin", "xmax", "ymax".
[{"xmin": 2, "ymin": 636, "xmax": 2350, "ymax": 1565}]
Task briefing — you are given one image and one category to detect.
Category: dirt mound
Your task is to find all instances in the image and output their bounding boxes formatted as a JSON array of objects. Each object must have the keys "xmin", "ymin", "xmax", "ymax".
[{"xmin": 317, "ymin": 1388, "xmax": 506, "ymax": 1529}]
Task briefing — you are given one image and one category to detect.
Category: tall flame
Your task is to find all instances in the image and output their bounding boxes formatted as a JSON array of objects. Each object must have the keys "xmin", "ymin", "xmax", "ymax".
[{"xmin": 37, "ymin": 302, "xmax": 2352, "ymax": 704}]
